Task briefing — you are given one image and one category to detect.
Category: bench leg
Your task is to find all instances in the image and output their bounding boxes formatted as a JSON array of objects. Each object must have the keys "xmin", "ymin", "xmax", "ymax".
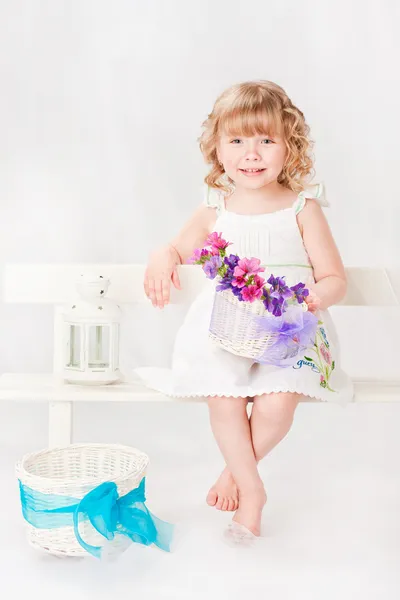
[{"xmin": 48, "ymin": 402, "xmax": 73, "ymax": 447}]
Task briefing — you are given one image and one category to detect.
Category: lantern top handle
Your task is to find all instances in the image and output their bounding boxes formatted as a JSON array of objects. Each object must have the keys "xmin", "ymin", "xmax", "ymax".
[{"xmin": 76, "ymin": 274, "xmax": 111, "ymax": 301}]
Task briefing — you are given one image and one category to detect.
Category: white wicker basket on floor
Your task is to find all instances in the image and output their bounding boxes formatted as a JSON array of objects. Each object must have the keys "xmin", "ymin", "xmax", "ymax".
[
  {"xmin": 209, "ymin": 289, "xmax": 279, "ymax": 359},
  {"xmin": 16, "ymin": 443, "xmax": 149, "ymax": 558}
]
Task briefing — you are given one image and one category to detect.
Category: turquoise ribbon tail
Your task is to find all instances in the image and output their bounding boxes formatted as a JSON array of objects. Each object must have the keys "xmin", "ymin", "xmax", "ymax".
[{"xmin": 19, "ymin": 477, "xmax": 174, "ymax": 558}]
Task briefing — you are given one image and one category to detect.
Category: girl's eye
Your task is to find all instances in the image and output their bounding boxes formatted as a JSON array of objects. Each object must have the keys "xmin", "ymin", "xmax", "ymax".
[{"xmin": 230, "ymin": 138, "xmax": 273, "ymax": 144}]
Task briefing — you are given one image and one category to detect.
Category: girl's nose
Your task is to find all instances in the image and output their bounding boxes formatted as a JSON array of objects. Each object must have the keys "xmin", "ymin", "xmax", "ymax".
[
  {"xmin": 245, "ymin": 150, "xmax": 261, "ymax": 161},
  {"xmin": 244, "ymin": 143, "xmax": 262, "ymax": 160}
]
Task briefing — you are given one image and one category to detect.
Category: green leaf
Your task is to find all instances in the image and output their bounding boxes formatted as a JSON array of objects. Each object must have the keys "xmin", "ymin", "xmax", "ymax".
[
  {"xmin": 318, "ymin": 320, "xmax": 323, "ymax": 325},
  {"xmin": 331, "ymin": 361, "xmax": 335, "ymax": 370},
  {"xmin": 304, "ymin": 356, "xmax": 313, "ymax": 362}
]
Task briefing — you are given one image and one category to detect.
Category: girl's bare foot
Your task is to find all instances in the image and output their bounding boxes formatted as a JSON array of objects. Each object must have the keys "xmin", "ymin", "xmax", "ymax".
[
  {"xmin": 232, "ymin": 486, "xmax": 267, "ymax": 536},
  {"xmin": 206, "ymin": 467, "xmax": 239, "ymax": 511}
]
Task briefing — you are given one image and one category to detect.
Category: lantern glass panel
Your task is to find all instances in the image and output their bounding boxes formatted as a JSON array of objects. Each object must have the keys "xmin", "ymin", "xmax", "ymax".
[
  {"xmin": 87, "ymin": 325, "xmax": 110, "ymax": 369},
  {"xmin": 67, "ymin": 324, "xmax": 81, "ymax": 369},
  {"xmin": 114, "ymin": 323, "xmax": 120, "ymax": 370}
]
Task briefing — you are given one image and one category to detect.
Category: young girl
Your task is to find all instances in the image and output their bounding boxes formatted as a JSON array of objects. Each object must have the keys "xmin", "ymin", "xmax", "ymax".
[{"xmin": 135, "ymin": 80, "xmax": 353, "ymax": 544}]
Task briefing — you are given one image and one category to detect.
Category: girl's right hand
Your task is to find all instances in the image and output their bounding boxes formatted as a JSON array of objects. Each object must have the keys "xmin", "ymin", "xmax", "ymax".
[{"xmin": 144, "ymin": 245, "xmax": 182, "ymax": 308}]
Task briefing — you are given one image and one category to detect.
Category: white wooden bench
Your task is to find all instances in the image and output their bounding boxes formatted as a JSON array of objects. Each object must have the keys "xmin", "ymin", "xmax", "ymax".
[{"xmin": 1, "ymin": 264, "xmax": 399, "ymax": 448}]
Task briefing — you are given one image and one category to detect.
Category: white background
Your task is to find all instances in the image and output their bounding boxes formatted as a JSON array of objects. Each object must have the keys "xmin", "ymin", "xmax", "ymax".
[
  {"xmin": 1, "ymin": 0, "xmax": 399, "ymax": 376},
  {"xmin": 1, "ymin": 3, "xmax": 400, "ymax": 597}
]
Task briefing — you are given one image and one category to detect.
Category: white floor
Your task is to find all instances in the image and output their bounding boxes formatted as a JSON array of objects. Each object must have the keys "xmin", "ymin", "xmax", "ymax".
[{"xmin": 1, "ymin": 399, "xmax": 399, "ymax": 599}]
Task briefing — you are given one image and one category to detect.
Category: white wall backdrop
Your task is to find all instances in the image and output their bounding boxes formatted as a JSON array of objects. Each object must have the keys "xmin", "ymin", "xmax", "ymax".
[{"xmin": 1, "ymin": 0, "xmax": 399, "ymax": 376}]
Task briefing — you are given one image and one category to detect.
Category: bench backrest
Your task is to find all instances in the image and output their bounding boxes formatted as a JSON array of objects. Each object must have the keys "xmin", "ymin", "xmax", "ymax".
[{"xmin": 2, "ymin": 265, "xmax": 400, "ymax": 306}]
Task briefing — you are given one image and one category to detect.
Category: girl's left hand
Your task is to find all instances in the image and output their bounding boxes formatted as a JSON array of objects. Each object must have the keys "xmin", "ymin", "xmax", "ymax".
[{"xmin": 305, "ymin": 289, "xmax": 321, "ymax": 314}]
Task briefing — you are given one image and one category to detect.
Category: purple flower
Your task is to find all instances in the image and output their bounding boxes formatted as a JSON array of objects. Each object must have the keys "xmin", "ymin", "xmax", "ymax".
[
  {"xmin": 290, "ymin": 282, "xmax": 309, "ymax": 304},
  {"xmin": 268, "ymin": 275, "xmax": 292, "ymax": 300},
  {"xmin": 262, "ymin": 287, "xmax": 274, "ymax": 312},
  {"xmin": 216, "ymin": 255, "xmax": 240, "ymax": 290},
  {"xmin": 224, "ymin": 254, "xmax": 240, "ymax": 272},
  {"xmin": 216, "ymin": 273, "xmax": 234, "ymax": 291},
  {"xmin": 271, "ymin": 297, "xmax": 285, "ymax": 317},
  {"xmin": 262, "ymin": 287, "xmax": 286, "ymax": 316},
  {"xmin": 216, "ymin": 281, "xmax": 231, "ymax": 292},
  {"xmin": 231, "ymin": 285, "xmax": 244, "ymax": 300},
  {"xmin": 203, "ymin": 255, "xmax": 222, "ymax": 279}
]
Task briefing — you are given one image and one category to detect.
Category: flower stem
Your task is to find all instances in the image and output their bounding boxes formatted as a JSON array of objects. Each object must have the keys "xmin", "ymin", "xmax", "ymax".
[{"xmin": 310, "ymin": 331, "xmax": 336, "ymax": 392}]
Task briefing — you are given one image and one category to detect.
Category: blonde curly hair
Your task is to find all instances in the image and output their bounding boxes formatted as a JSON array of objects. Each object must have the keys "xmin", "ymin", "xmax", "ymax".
[{"xmin": 199, "ymin": 80, "xmax": 315, "ymax": 194}]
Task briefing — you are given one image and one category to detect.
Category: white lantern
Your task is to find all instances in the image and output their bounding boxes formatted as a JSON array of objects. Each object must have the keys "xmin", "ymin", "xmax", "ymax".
[{"xmin": 61, "ymin": 274, "xmax": 121, "ymax": 385}]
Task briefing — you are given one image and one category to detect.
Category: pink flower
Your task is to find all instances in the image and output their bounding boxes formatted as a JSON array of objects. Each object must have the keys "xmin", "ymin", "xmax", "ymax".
[
  {"xmin": 188, "ymin": 248, "xmax": 211, "ymax": 264},
  {"xmin": 320, "ymin": 375, "xmax": 325, "ymax": 383},
  {"xmin": 206, "ymin": 232, "xmax": 230, "ymax": 252},
  {"xmin": 234, "ymin": 258, "xmax": 264, "ymax": 278},
  {"xmin": 320, "ymin": 344, "xmax": 332, "ymax": 365},
  {"xmin": 241, "ymin": 285, "xmax": 264, "ymax": 302},
  {"xmin": 187, "ymin": 248, "xmax": 202, "ymax": 264},
  {"xmin": 231, "ymin": 275, "xmax": 247, "ymax": 288},
  {"xmin": 232, "ymin": 267, "xmax": 265, "ymax": 291},
  {"xmin": 253, "ymin": 274, "xmax": 266, "ymax": 289}
]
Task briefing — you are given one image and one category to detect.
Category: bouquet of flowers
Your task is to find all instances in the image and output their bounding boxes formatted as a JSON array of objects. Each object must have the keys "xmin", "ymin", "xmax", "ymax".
[{"xmin": 189, "ymin": 232, "xmax": 318, "ymax": 367}]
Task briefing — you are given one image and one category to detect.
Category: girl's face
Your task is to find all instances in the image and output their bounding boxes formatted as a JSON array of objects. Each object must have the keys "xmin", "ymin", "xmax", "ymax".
[{"xmin": 217, "ymin": 131, "xmax": 287, "ymax": 190}]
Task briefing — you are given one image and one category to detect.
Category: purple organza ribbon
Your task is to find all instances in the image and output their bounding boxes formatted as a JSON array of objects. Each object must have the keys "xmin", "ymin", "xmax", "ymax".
[{"xmin": 250, "ymin": 306, "xmax": 318, "ymax": 367}]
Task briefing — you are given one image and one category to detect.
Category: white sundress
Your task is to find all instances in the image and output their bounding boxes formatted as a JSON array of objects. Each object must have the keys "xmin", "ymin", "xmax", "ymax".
[{"xmin": 135, "ymin": 183, "xmax": 354, "ymax": 407}]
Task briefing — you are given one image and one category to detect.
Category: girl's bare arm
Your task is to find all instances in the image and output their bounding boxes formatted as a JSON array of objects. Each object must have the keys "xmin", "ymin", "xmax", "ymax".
[
  {"xmin": 145, "ymin": 204, "xmax": 217, "ymax": 308},
  {"xmin": 298, "ymin": 200, "xmax": 347, "ymax": 310}
]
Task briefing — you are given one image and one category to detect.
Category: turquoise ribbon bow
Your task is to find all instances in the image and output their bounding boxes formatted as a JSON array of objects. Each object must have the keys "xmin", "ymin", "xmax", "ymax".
[{"xmin": 19, "ymin": 478, "xmax": 174, "ymax": 558}]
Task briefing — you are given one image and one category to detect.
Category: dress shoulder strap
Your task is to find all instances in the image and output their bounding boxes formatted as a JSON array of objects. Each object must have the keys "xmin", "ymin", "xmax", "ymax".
[
  {"xmin": 203, "ymin": 185, "xmax": 226, "ymax": 216},
  {"xmin": 293, "ymin": 182, "xmax": 328, "ymax": 215}
]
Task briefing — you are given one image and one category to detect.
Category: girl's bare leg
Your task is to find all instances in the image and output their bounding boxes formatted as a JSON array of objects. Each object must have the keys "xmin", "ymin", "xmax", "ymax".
[
  {"xmin": 206, "ymin": 395, "xmax": 266, "ymax": 535},
  {"xmin": 206, "ymin": 395, "xmax": 250, "ymax": 511},
  {"xmin": 250, "ymin": 392, "xmax": 301, "ymax": 462},
  {"xmin": 207, "ymin": 393, "xmax": 301, "ymax": 511}
]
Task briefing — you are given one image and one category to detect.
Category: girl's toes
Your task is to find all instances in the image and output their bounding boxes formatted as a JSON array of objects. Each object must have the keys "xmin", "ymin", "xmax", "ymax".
[
  {"xmin": 221, "ymin": 498, "xmax": 229, "ymax": 511},
  {"xmin": 206, "ymin": 490, "xmax": 218, "ymax": 507},
  {"xmin": 227, "ymin": 498, "xmax": 235, "ymax": 511},
  {"xmin": 216, "ymin": 496, "xmax": 224, "ymax": 510}
]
